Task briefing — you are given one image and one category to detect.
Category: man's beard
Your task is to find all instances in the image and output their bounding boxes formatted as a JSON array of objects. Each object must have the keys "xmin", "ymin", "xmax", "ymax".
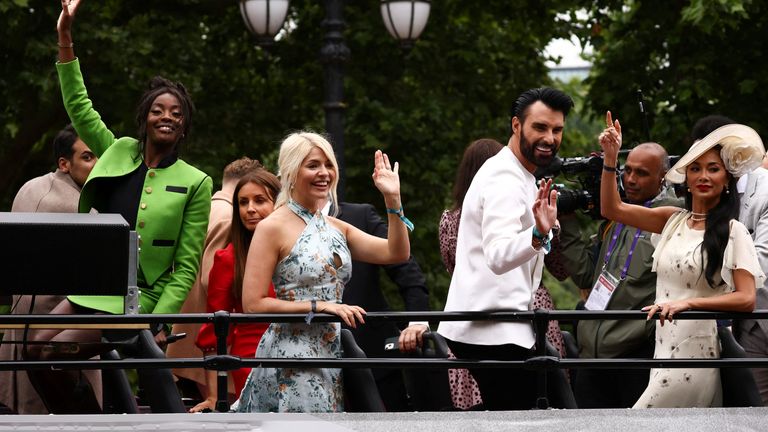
[{"xmin": 520, "ymin": 129, "xmax": 558, "ymax": 168}]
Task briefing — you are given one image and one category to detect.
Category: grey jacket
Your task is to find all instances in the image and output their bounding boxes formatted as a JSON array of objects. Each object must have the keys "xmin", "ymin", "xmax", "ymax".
[{"xmin": 736, "ymin": 168, "xmax": 768, "ymax": 336}]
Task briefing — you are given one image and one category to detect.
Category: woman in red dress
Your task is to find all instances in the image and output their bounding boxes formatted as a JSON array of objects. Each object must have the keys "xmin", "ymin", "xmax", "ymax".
[{"xmin": 189, "ymin": 168, "xmax": 280, "ymax": 412}]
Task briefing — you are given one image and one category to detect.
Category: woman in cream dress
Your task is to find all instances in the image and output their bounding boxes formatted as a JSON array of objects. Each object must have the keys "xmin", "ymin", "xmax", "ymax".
[{"xmin": 598, "ymin": 112, "xmax": 765, "ymax": 408}]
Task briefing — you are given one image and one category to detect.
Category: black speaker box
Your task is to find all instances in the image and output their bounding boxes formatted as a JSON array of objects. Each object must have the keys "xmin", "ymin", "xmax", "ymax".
[{"xmin": 0, "ymin": 212, "xmax": 129, "ymax": 296}]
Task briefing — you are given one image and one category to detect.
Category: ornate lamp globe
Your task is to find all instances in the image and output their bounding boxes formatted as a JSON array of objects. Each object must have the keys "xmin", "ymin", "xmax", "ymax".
[
  {"xmin": 380, "ymin": 0, "xmax": 431, "ymax": 49},
  {"xmin": 239, "ymin": 0, "xmax": 291, "ymax": 46}
]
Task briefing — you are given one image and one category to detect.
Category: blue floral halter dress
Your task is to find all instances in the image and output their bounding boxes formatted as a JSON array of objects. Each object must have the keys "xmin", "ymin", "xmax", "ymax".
[{"xmin": 232, "ymin": 199, "xmax": 352, "ymax": 413}]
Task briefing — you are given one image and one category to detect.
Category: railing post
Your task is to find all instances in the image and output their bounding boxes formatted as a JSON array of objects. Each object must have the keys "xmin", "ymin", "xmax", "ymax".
[
  {"xmin": 533, "ymin": 308, "xmax": 549, "ymax": 409},
  {"xmin": 213, "ymin": 310, "xmax": 231, "ymax": 412}
]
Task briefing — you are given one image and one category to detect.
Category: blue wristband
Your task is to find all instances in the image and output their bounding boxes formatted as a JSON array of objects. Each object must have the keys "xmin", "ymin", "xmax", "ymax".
[
  {"xmin": 532, "ymin": 226, "xmax": 550, "ymax": 241},
  {"xmin": 532, "ymin": 226, "xmax": 552, "ymax": 252},
  {"xmin": 386, "ymin": 206, "xmax": 414, "ymax": 231}
]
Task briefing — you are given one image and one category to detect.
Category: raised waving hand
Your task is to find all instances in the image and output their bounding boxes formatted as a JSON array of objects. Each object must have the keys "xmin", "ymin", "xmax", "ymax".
[
  {"xmin": 599, "ymin": 110, "xmax": 623, "ymax": 165},
  {"xmin": 57, "ymin": 0, "xmax": 81, "ymax": 34},
  {"xmin": 57, "ymin": 0, "xmax": 81, "ymax": 63},
  {"xmin": 533, "ymin": 178, "xmax": 558, "ymax": 236},
  {"xmin": 371, "ymin": 149, "xmax": 401, "ymax": 201}
]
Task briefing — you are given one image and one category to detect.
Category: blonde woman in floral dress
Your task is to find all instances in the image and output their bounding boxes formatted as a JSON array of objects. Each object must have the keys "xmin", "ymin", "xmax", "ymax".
[{"xmin": 233, "ymin": 132, "xmax": 411, "ymax": 413}]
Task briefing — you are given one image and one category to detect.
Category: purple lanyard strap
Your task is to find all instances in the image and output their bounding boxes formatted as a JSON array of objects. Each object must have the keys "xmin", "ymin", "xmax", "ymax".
[{"xmin": 602, "ymin": 200, "xmax": 651, "ymax": 280}]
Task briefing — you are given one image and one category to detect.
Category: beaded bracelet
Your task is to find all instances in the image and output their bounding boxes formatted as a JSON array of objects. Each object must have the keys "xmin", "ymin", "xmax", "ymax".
[
  {"xmin": 58, "ymin": 42, "xmax": 74, "ymax": 48},
  {"xmin": 386, "ymin": 206, "xmax": 414, "ymax": 231}
]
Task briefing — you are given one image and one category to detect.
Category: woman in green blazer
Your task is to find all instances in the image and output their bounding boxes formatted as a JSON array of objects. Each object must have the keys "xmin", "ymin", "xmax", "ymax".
[{"xmin": 24, "ymin": 0, "xmax": 211, "ymax": 413}]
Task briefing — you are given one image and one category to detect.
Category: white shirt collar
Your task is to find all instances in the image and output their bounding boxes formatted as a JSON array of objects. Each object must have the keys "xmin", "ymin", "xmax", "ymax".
[{"xmin": 737, "ymin": 174, "xmax": 749, "ymax": 194}]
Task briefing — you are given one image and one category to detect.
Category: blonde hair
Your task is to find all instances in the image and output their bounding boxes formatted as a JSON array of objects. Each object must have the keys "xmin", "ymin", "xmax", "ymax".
[{"xmin": 274, "ymin": 131, "xmax": 339, "ymax": 215}]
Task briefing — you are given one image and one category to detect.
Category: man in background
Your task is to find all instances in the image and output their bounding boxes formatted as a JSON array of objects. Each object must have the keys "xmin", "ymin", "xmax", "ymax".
[
  {"xmin": 11, "ymin": 124, "xmax": 96, "ymax": 212},
  {"xmin": 0, "ymin": 124, "xmax": 97, "ymax": 414},
  {"xmin": 334, "ymin": 201, "xmax": 429, "ymax": 411}
]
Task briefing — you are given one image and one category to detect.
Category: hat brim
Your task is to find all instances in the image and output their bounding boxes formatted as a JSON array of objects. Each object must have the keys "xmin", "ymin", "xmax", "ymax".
[{"xmin": 665, "ymin": 124, "xmax": 764, "ymax": 184}]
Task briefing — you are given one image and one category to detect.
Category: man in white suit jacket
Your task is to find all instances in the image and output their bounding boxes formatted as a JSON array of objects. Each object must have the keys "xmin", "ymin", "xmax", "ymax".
[
  {"xmin": 438, "ymin": 88, "xmax": 573, "ymax": 410},
  {"xmin": 692, "ymin": 115, "xmax": 768, "ymax": 406}
]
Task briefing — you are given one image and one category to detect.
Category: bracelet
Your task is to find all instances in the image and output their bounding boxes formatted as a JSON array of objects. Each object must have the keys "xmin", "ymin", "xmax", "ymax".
[
  {"xmin": 532, "ymin": 226, "xmax": 551, "ymax": 252},
  {"xmin": 305, "ymin": 299, "xmax": 317, "ymax": 324},
  {"xmin": 602, "ymin": 165, "xmax": 617, "ymax": 173},
  {"xmin": 532, "ymin": 226, "xmax": 550, "ymax": 241},
  {"xmin": 386, "ymin": 206, "xmax": 414, "ymax": 231},
  {"xmin": 58, "ymin": 42, "xmax": 74, "ymax": 48}
]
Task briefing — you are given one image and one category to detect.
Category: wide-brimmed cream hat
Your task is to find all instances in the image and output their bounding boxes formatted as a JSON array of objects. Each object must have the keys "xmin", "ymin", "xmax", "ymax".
[{"xmin": 665, "ymin": 124, "xmax": 765, "ymax": 184}]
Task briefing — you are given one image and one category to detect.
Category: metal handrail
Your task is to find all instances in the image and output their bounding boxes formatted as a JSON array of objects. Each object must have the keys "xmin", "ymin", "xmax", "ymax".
[
  {"xmin": 2, "ymin": 309, "xmax": 768, "ymax": 325},
  {"xmin": 4, "ymin": 357, "xmax": 768, "ymax": 372},
  {"xmin": 2, "ymin": 309, "xmax": 765, "ymax": 411}
]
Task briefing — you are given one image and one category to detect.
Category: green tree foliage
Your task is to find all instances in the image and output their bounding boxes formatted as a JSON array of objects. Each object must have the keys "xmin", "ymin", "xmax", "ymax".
[
  {"xmin": 2, "ymin": 0, "xmax": 585, "ymax": 310},
  {"xmin": 580, "ymin": 0, "xmax": 767, "ymax": 154}
]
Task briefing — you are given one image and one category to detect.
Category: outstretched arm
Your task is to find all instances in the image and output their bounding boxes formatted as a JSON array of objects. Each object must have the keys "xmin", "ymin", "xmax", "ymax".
[
  {"xmin": 55, "ymin": 0, "xmax": 117, "ymax": 157},
  {"xmin": 599, "ymin": 111, "xmax": 678, "ymax": 234}
]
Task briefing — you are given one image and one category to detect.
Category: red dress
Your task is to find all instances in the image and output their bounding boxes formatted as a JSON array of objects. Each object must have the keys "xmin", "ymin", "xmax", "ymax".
[{"xmin": 195, "ymin": 243, "xmax": 275, "ymax": 395}]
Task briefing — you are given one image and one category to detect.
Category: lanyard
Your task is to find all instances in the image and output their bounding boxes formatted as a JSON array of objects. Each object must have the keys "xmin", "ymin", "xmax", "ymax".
[{"xmin": 602, "ymin": 200, "xmax": 651, "ymax": 280}]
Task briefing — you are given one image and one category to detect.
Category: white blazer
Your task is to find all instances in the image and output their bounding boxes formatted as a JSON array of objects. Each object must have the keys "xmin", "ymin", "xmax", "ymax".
[{"xmin": 438, "ymin": 146, "xmax": 545, "ymax": 348}]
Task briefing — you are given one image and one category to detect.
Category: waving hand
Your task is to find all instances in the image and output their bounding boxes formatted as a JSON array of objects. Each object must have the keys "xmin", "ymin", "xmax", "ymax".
[{"xmin": 57, "ymin": 0, "xmax": 82, "ymax": 34}]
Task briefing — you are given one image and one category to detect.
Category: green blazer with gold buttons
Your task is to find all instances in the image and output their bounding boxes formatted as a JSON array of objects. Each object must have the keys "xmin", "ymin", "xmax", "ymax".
[{"xmin": 57, "ymin": 58, "xmax": 212, "ymax": 315}]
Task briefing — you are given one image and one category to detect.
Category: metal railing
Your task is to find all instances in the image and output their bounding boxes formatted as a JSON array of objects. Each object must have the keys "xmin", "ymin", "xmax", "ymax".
[{"xmin": 3, "ymin": 309, "xmax": 768, "ymax": 411}]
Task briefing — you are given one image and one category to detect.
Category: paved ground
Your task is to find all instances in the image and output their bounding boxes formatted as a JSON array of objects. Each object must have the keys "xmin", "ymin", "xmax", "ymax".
[{"xmin": 1, "ymin": 408, "xmax": 767, "ymax": 432}]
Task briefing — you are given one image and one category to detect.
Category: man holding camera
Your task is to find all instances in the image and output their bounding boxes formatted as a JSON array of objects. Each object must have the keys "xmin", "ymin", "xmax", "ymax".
[{"xmin": 559, "ymin": 142, "xmax": 683, "ymax": 408}]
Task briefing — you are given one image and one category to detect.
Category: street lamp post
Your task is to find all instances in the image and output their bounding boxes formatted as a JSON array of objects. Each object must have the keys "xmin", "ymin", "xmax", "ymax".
[
  {"xmin": 320, "ymin": 0, "xmax": 350, "ymax": 201},
  {"xmin": 239, "ymin": 0, "xmax": 430, "ymax": 199}
]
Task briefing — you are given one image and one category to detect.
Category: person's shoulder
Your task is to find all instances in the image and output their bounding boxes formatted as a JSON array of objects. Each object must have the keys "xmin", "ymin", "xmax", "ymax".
[
  {"xmin": 104, "ymin": 137, "xmax": 140, "ymax": 152},
  {"xmin": 11, "ymin": 173, "xmax": 55, "ymax": 210},
  {"xmin": 326, "ymin": 214, "xmax": 353, "ymax": 234},
  {"xmin": 337, "ymin": 202, "xmax": 376, "ymax": 220},
  {"xmin": 480, "ymin": 148, "xmax": 526, "ymax": 182},
  {"xmin": 653, "ymin": 188, "xmax": 685, "ymax": 207},
  {"xmin": 174, "ymin": 158, "xmax": 212, "ymax": 182},
  {"xmin": 213, "ymin": 243, "xmax": 235, "ymax": 263},
  {"xmin": 210, "ymin": 196, "xmax": 233, "ymax": 218},
  {"xmin": 746, "ymin": 168, "xmax": 768, "ymax": 200},
  {"xmin": 729, "ymin": 219, "xmax": 751, "ymax": 237},
  {"xmin": 750, "ymin": 167, "xmax": 768, "ymax": 179},
  {"xmin": 18, "ymin": 172, "xmax": 55, "ymax": 190},
  {"xmin": 258, "ymin": 207, "xmax": 291, "ymax": 232},
  {"xmin": 440, "ymin": 208, "xmax": 459, "ymax": 225}
]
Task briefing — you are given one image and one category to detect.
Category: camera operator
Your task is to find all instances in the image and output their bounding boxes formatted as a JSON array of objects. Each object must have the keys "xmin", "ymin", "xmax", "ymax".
[{"xmin": 559, "ymin": 142, "xmax": 683, "ymax": 408}]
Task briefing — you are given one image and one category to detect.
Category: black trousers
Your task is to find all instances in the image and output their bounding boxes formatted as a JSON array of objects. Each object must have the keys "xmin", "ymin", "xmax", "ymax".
[
  {"xmin": 573, "ymin": 344, "xmax": 653, "ymax": 408},
  {"xmin": 446, "ymin": 339, "xmax": 540, "ymax": 410}
]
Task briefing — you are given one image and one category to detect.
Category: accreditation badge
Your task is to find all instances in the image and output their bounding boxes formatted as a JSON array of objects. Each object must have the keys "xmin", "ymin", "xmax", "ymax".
[{"xmin": 584, "ymin": 269, "xmax": 619, "ymax": 311}]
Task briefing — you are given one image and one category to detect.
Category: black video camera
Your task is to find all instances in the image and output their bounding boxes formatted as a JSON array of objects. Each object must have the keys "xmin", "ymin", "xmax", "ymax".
[{"xmin": 535, "ymin": 154, "xmax": 615, "ymax": 220}]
